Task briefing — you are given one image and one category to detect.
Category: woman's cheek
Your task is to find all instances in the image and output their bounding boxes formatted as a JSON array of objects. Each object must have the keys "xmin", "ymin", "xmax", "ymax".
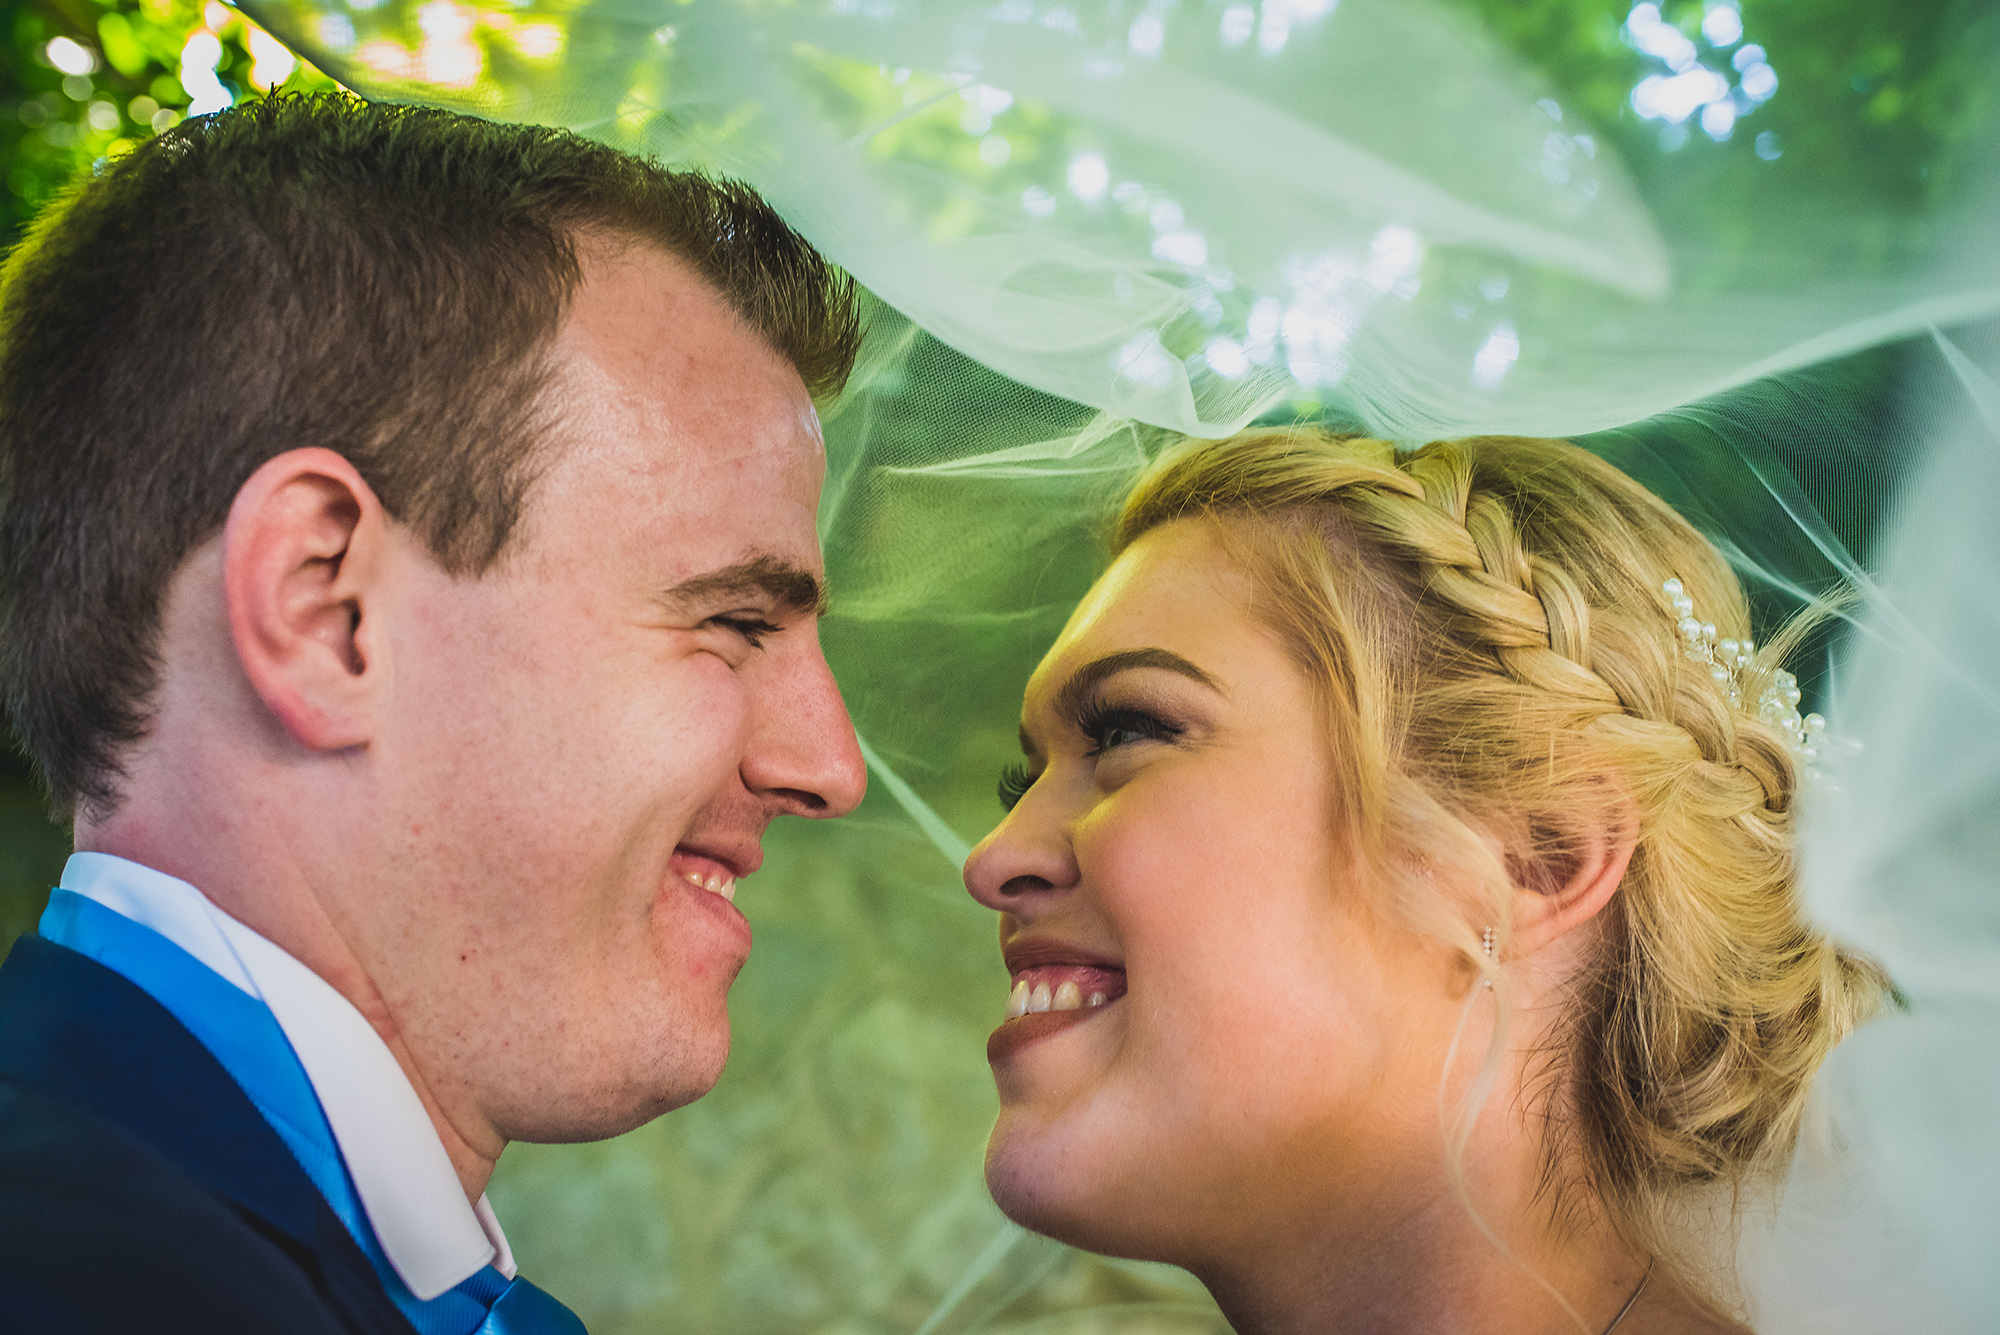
[{"xmin": 1089, "ymin": 782, "xmax": 1241, "ymax": 938}]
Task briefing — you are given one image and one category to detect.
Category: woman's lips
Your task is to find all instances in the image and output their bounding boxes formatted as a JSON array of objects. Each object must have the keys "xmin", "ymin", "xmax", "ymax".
[
  {"xmin": 1003, "ymin": 964, "xmax": 1126, "ymax": 1017},
  {"xmin": 988, "ymin": 1007, "xmax": 1112, "ymax": 1062},
  {"xmin": 987, "ymin": 962, "xmax": 1127, "ymax": 1063}
]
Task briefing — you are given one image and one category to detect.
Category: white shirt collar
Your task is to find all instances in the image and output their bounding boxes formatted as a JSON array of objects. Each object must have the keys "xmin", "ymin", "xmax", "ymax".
[{"xmin": 59, "ymin": 852, "xmax": 515, "ymax": 1298}]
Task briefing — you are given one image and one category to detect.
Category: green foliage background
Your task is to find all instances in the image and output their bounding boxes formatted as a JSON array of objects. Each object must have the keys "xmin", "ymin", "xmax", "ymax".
[{"xmin": 4, "ymin": 0, "xmax": 338, "ymax": 239}]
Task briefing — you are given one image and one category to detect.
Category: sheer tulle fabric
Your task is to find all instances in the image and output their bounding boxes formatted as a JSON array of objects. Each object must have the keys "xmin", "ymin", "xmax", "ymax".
[{"xmin": 242, "ymin": 2, "xmax": 2000, "ymax": 1328}]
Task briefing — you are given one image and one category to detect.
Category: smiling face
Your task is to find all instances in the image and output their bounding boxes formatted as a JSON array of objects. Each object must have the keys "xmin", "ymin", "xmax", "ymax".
[
  {"xmin": 347, "ymin": 239, "xmax": 867, "ymax": 1146},
  {"xmin": 963, "ymin": 519, "xmax": 1470, "ymax": 1271}
]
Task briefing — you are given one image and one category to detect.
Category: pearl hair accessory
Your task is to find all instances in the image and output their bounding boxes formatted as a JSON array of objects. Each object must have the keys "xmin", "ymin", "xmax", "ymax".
[{"xmin": 1662, "ymin": 578, "xmax": 1827, "ymax": 760}]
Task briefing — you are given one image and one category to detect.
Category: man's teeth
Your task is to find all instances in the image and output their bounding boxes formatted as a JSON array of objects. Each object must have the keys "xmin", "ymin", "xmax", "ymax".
[
  {"xmin": 1004, "ymin": 977, "xmax": 1113, "ymax": 1020},
  {"xmin": 684, "ymin": 870, "xmax": 736, "ymax": 903}
]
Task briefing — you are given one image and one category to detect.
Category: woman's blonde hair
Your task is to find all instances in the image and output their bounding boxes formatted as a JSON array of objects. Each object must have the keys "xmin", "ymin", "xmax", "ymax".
[{"xmin": 1116, "ymin": 427, "xmax": 1888, "ymax": 1302}]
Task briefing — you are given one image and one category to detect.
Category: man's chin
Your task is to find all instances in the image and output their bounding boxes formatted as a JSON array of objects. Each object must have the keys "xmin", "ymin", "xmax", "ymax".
[{"xmin": 499, "ymin": 1026, "xmax": 732, "ymax": 1144}]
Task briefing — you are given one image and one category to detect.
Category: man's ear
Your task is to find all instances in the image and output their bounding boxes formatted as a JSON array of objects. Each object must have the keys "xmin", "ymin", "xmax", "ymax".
[
  {"xmin": 1507, "ymin": 796, "xmax": 1638, "ymax": 959},
  {"xmin": 223, "ymin": 448, "xmax": 389, "ymax": 752}
]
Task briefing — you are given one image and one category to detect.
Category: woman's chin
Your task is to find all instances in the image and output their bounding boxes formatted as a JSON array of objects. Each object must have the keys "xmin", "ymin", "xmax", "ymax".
[{"xmin": 983, "ymin": 1118, "xmax": 1166, "ymax": 1261}]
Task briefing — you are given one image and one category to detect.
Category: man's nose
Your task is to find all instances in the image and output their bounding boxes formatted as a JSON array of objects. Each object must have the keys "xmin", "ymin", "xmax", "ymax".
[{"xmin": 742, "ymin": 631, "xmax": 867, "ymax": 819}]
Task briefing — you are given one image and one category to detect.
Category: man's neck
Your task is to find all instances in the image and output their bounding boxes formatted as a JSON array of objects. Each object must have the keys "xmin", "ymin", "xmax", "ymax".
[{"xmin": 75, "ymin": 812, "xmax": 503, "ymax": 1203}]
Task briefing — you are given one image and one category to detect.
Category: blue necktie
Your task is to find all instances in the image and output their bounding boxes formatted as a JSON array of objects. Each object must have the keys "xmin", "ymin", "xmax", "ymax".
[
  {"xmin": 40, "ymin": 890, "xmax": 587, "ymax": 1335},
  {"xmin": 480, "ymin": 1275, "xmax": 589, "ymax": 1335}
]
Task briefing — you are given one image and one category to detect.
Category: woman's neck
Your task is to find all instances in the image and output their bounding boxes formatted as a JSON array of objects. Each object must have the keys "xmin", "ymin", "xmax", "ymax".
[
  {"xmin": 1164, "ymin": 982, "xmax": 1751, "ymax": 1334},
  {"xmin": 1194, "ymin": 1169, "xmax": 1654, "ymax": 1335}
]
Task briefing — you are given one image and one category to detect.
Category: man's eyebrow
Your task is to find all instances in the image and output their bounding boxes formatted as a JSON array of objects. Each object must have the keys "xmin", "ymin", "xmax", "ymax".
[
  {"xmin": 1049, "ymin": 647, "xmax": 1222, "ymax": 735},
  {"xmin": 662, "ymin": 555, "xmax": 828, "ymax": 617}
]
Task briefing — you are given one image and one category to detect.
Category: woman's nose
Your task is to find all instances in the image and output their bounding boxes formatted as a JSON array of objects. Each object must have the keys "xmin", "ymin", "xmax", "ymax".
[{"xmin": 963, "ymin": 792, "xmax": 1079, "ymax": 911}]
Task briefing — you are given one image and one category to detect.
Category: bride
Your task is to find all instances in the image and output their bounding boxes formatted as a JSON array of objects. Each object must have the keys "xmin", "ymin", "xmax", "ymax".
[{"xmin": 962, "ymin": 426, "xmax": 1888, "ymax": 1334}]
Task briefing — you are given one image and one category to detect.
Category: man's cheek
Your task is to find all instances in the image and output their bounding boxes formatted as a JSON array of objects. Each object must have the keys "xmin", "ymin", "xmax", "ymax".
[{"xmin": 659, "ymin": 666, "xmax": 754, "ymax": 785}]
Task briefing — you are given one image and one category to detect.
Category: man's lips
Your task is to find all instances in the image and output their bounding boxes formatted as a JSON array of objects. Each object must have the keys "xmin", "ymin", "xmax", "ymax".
[
  {"xmin": 664, "ymin": 846, "xmax": 754, "ymax": 961},
  {"xmin": 669, "ymin": 844, "xmax": 758, "ymax": 904}
]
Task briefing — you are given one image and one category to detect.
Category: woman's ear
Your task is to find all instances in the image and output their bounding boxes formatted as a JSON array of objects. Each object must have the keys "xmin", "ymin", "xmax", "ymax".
[
  {"xmin": 1508, "ymin": 796, "xmax": 1638, "ymax": 959},
  {"xmin": 222, "ymin": 448, "xmax": 390, "ymax": 752}
]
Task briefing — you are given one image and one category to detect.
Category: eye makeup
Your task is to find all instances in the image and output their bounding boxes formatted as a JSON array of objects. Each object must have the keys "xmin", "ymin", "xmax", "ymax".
[{"xmin": 999, "ymin": 691, "xmax": 1192, "ymax": 810}]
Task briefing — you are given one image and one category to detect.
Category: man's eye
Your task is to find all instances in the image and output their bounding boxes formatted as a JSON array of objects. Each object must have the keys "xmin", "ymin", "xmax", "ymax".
[{"xmin": 710, "ymin": 616, "xmax": 780, "ymax": 649}]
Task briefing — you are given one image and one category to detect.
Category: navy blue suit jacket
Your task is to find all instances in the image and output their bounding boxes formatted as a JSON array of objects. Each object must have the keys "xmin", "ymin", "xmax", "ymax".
[{"xmin": 0, "ymin": 932, "xmax": 418, "ymax": 1333}]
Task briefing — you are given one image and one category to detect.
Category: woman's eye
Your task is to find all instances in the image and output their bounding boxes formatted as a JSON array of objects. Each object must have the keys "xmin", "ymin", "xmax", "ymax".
[
  {"xmin": 998, "ymin": 707, "xmax": 1180, "ymax": 809},
  {"xmin": 1080, "ymin": 705, "xmax": 1181, "ymax": 757}
]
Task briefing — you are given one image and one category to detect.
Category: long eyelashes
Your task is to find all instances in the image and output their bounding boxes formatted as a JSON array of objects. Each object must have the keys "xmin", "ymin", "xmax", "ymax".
[
  {"xmin": 1076, "ymin": 700, "xmax": 1183, "ymax": 755},
  {"xmin": 996, "ymin": 699, "xmax": 1184, "ymax": 810},
  {"xmin": 998, "ymin": 761, "xmax": 1034, "ymax": 811}
]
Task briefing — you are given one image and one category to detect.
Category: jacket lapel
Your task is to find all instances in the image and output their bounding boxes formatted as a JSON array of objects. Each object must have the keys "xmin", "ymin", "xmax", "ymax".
[{"xmin": 0, "ymin": 934, "xmax": 416, "ymax": 1334}]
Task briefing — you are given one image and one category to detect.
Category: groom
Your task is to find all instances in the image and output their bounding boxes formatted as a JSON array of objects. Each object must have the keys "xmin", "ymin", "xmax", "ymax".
[{"xmin": 0, "ymin": 95, "xmax": 866, "ymax": 1331}]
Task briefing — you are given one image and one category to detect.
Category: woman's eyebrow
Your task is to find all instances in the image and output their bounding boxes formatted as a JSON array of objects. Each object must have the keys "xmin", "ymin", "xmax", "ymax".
[
  {"xmin": 1054, "ymin": 648, "xmax": 1222, "ymax": 726},
  {"xmin": 1018, "ymin": 648, "xmax": 1223, "ymax": 755}
]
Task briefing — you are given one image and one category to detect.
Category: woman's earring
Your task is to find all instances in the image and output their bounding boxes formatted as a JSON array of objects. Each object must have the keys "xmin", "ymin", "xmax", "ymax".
[{"xmin": 1482, "ymin": 926, "xmax": 1496, "ymax": 989}]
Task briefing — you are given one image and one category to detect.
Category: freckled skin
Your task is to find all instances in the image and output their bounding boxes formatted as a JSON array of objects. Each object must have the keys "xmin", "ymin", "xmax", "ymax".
[
  {"xmin": 81, "ymin": 240, "xmax": 868, "ymax": 1196},
  {"xmin": 343, "ymin": 243, "xmax": 868, "ymax": 1149}
]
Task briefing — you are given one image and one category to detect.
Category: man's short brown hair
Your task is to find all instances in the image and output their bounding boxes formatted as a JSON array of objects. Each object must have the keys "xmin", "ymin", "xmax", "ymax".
[{"xmin": 0, "ymin": 93, "xmax": 860, "ymax": 818}]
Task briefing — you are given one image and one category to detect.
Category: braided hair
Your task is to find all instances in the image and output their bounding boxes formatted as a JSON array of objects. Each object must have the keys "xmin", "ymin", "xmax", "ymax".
[{"xmin": 1116, "ymin": 427, "xmax": 1888, "ymax": 1297}]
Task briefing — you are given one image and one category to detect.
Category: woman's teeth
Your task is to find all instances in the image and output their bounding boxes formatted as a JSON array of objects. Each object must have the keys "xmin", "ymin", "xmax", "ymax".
[
  {"xmin": 683, "ymin": 870, "xmax": 736, "ymax": 903},
  {"xmin": 1004, "ymin": 978, "xmax": 1111, "ymax": 1019}
]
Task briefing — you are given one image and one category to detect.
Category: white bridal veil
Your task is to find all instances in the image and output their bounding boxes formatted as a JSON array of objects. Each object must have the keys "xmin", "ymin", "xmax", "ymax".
[{"xmin": 240, "ymin": 0, "xmax": 2000, "ymax": 1328}]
